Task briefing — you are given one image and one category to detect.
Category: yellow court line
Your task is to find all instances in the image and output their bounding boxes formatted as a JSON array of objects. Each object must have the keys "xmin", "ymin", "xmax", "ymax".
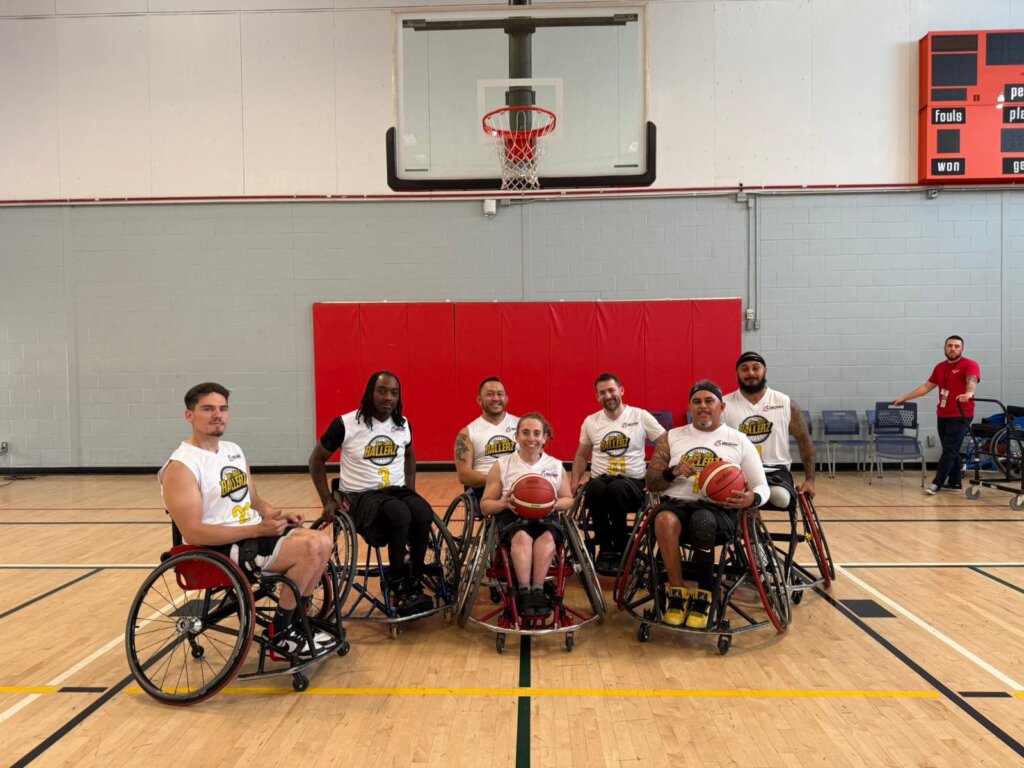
[
  {"xmin": 121, "ymin": 685, "xmax": 941, "ymax": 699},
  {"xmin": 0, "ymin": 687, "xmax": 60, "ymax": 694}
]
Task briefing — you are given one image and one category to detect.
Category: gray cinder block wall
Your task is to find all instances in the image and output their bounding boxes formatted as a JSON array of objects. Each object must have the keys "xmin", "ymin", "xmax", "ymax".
[{"xmin": 0, "ymin": 190, "xmax": 1019, "ymax": 468}]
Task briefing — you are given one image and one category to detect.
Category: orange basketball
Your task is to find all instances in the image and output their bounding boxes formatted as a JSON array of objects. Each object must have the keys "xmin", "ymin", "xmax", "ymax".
[
  {"xmin": 698, "ymin": 460, "xmax": 747, "ymax": 504},
  {"xmin": 509, "ymin": 474, "xmax": 557, "ymax": 520}
]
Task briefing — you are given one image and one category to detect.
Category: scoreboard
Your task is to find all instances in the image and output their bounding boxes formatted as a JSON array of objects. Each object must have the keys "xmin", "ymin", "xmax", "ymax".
[{"xmin": 919, "ymin": 30, "xmax": 1024, "ymax": 183}]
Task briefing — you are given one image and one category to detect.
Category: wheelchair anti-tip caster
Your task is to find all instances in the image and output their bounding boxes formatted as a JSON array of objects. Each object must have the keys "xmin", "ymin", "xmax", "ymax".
[
  {"xmin": 292, "ymin": 673, "xmax": 309, "ymax": 692},
  {"xmin": 336, "ymin": 640, "xmax": 350, "ymax": 657},
  {"xmin": 637, "ymin": 623, "xmax": 651, "ymax": 643},
  {"xmin": 565, "ymin": 632, "xmax": 575, "ymax": 652},
  {"xmin": 496, "ymin": 633, "xmax": 506, "ymax": 654}
]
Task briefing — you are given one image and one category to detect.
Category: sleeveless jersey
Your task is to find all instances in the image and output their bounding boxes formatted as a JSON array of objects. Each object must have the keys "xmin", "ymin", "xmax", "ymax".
[
  {"xmin": 722, "ymin": 387, "xmax": 793, "ymax": 469},
  {"xmin": 579, "ymin": 405, "xmax": 666, "ymax": 479},
  {"xmin": 158, "ymin": 440, "xmax": 260, "ymax": 538},
  {"xmin": 663, "ymin": 424, "xmax": 769, "ymax": 503},
  {"xmin": 337, "ymin": 410, "xmax": 412, "ymax": 493},
  {"xmin": 497, "ymin": 451, "xmax": 564, "ymax": 500},
  {"xmin": 467, "ymin": 413, "xmax": 520, "ymax": 473}
]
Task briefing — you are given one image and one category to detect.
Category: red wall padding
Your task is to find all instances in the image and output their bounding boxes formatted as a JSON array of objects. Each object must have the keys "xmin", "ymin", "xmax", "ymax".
[{"xmin": 313, "ymin": 299, "xmax": 742, "ymax": 461}]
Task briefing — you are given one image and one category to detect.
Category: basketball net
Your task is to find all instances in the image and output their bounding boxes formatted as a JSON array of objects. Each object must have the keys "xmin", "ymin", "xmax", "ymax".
[{"xmin": 482, "ymin": 107, "xmax": 557, "ymax": 192}]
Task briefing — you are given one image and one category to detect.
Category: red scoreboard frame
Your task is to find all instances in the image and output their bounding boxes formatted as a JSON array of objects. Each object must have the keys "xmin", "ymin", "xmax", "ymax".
[{"xmin": 919, "ymin": 30, "xmax": 1024, "ymax": 183}]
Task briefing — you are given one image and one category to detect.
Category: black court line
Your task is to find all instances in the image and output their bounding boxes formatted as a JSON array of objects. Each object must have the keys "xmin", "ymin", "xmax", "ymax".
[
  {"xmin": 0, "ymin": 521, "xmax": 166, "ymax": 525},
  {"xmin": 11, "ymin": 671, "xmax": 137, "ymax": 768},
  {"xmin": 969, "ymin": 567, "xmax": 1024, "ymax": 596},
  {"xmin": 58, "ymin": 687, "xmax": 107, "ymax": 694},
  {"xmin": 0, "ymin": 569, "xmax": 101, "ymax": 620},
  {"xmin": 840, "ymin": 599, "xmax": 896, "ymax": 618},
  {"xmin": 960, "ymin": 691, "xmax": 1014, "ymax": 699},
  {"xmin": 820, "ymin": 589, "xmax": 1024, "ymax": 759},
  {"xmin": 820, "ymin": 518, "xmax": 1024, "ymax": 523},
  {"xmin": 517, "ymin": 635, "xmax": 531, "ymax": 768}
]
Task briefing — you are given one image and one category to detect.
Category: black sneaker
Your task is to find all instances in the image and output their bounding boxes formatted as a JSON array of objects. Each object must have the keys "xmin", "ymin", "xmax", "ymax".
[
  {"xmin": 595, "ymin": 551, "xmax": 621, "ymax": 576},
  {"xmin": 945, "ymin": 482, "xmax": 962, "ymax": 490},
  {"xmin": 395, "ymin": 581, "xmax": 433, "ymax": 617},
  {"xmin": 266, "ymin": 625, "xmax": 329, "ymax": 662},
  {"xmin": 523, "ymin": 589, "xmax": 551, "ymax": 617}
]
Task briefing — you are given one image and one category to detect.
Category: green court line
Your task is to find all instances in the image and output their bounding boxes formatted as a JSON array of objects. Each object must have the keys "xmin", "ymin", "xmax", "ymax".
[{"xmin": 517, "ymin": 635, "xmax": 531, "ymax": 768}]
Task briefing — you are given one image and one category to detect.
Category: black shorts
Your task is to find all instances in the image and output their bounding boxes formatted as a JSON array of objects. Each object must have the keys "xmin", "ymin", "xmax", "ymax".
[
  {"xmin": 765, "ymin": 467, "xmax": 795, "ymax": 490},
  {"xmin": 349, "ymin": 486, "xmax": 431, "ymax": 547},
  {"xmin": 496, "ymin": 510, "xmax": 564, "ymax": 547},
  {"xmin": 208, "ymin": 528, "xmax": 299, "ymax": 577},
  {"xmin": 654, "ymin": 497, "xmax": 736, "ymax": 542}
]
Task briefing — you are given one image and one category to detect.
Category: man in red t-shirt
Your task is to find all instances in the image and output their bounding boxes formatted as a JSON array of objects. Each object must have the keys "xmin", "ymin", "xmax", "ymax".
[{"xmin": 895, "ymin": 335, "xmax": 981, "ymax": 495}]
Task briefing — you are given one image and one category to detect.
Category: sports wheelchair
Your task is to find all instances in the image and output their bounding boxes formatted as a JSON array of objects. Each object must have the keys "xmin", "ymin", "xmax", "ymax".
[
  {"xmin": 758, "ymin": 478, "xmax": 834, "ymax": 601},
  {"xmin": 442, "ymin": 488, "xmax": 483, "ymax": 569},
  {"xmin": 125, "ymin": 518, "xmax": 351, "ymax": 704},
  {"xmin": 961, "ymin": 398, "xmax": 1024, "ymax": 509},
  {"xmin": 332, "ymin": 484, "xmax": 460, "ymax": 638},
  {"xmin": 568, "ymin": 478, "xmax": 644, "ymax": 576},
  {"xmin": 455, "ymin": 511, "xmax": 606, "ymax": 653},
  {"xmin": 614, "ymin": 499, "xmax": 791, "ymax": 655}
]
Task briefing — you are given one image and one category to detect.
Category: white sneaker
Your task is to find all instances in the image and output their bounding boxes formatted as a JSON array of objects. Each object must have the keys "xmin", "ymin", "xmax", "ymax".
[{"xmin": 925, "ymin": 483, "xmax": 941, "ymax": 495}]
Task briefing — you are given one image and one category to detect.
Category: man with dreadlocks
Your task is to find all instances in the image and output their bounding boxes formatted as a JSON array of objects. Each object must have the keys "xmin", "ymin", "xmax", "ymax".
[{"xmin": 308, "ymin": 371, "xmax": 433, "ymax": 616}]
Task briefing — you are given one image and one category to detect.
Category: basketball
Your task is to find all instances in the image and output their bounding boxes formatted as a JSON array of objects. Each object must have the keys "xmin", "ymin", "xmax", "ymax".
[
  {"xmin": 698, "ymin": 460, "xmax": 747, "ymax": 504},
  {"xmin": 509, "ymin": 474, "xmax": 557, "ymax": 520}
]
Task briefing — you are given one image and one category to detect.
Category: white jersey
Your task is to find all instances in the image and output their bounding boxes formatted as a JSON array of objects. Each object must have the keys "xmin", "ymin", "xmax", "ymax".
[
  {"xmin": 467, "ymin": 413, "xmax": 520, "ymax": 473},
  {"xmin": 722, "ymin": 387, "xmax": 793, "ymax": 469},
  {"xmin": 663, "ymin": 424, "xmax": 769, "ymax": 503},
  {"xmin": 158, "ymin": 440, "xmax": 260, "ymax": 539},
  {"xmin": 338, "ymin": 410, "xmax": 412, "ymax": 493},
  {"xmin": 497, "ymin": 451, "xmax": 564, "ymax": 500},
  {"xmin": 579, "ymin": 405, "xmax": 666, "ymax": 479}
]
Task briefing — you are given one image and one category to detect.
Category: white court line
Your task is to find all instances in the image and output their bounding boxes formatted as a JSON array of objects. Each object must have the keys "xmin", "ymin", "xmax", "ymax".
[
  {"xmin": 836, "ymin": 561, "xmax": 1024, "ymax": 568},
  {"xmin": 836, "ymin": 565, "xmax": 1024, "ymax": 692},
  {"xmin": 0, "ymin": 585, "xmax": 188, "ymax": 724}
]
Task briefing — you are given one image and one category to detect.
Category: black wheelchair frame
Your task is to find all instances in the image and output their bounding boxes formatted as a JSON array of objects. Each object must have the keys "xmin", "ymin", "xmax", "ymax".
[{"xmin": 961, "ymin": 397, "xmax": 1024, "ymax": 510}]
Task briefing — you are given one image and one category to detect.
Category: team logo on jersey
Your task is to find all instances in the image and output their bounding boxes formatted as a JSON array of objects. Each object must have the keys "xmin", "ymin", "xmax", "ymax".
[
  {"xmin": 364, "ymin": 436, "xmax": 399, "ymax": 466},
  {"xmin": 219, "ymin": 466, "xmax": 248, "ymax": 501},
  {"xmin": 484, "ymin": 435, "xmax": 516, "ymax": 457},
  {"xmin": 599, "ymin": 431, "xmax": 630, "ymax": 457},
  {"xmin": 738, "ymin": 415, "xmax": 772, "ymax": 444},
  {"xmin": 679, "ymin": 447, "xmax": 718, "ymax": 468}
]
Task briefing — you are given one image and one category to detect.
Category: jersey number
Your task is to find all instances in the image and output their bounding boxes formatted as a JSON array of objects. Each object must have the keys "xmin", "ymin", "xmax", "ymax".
[
  {"xmin": 377, "ymin": 468, "xmax": 391, "ymax": 488},
  {"xmin": 608, "ymin": 457, "xmax": 626, "ymax": 476},
  {"xmin": 232, "ymin": 502, "xmax": 253, "ymax": 525}
]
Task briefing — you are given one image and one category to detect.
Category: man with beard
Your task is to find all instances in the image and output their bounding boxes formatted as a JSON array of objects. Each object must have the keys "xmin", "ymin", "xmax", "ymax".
[
  {"xmin": 308, "ymin": 370, "xmax": 433, "ymax": 616},
  {"xmin": 646, "ymin": 380, "xmax": 768, "ymax": 629},
  {"xmin": 895, "ymin": 335, "xmax": 980, "ymax": 495},
  {"xmin": 571, "ymin": 373, "xmax": 666, "ymax": 575},
  {"xmin": 722, "ymin": 351, "xmax": 816, "ymax": 510},
  {"xmin": 455, "ymin": 377, "xmax": 519, "ymax": 506}
]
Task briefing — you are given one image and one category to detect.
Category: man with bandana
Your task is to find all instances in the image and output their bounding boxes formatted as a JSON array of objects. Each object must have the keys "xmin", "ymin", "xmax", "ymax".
[
  {"xmin": 646, "ymin": 380, "xmax": 768, "ymax": 629},
  {"xmin": 571, "ymin": 373, "xmax": 666, "ymax": 575},
  {"xmin": 722, "ymin": 351, "xmax": 816, "ymax": 510},
  {"xmin": 895, "ymin": 335, "xmax": 981, "ymax": 495}
]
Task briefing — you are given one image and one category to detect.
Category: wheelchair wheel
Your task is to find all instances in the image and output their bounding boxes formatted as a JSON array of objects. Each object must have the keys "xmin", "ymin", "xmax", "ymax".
[
  {"xmin": 563, "ymin": 514, "xmax": 606, "ymax": 623},
  {"xmin": 991, "ymin": 426, "xmax": 1023, "ymax": 478},
  {"xmin": 740, "ymin": 509, "xmax": 792, "ymax": 634},
  {"xmin": 125, "ymin": 551, "xmax": 254, "ymax": 705},
  {"xmin": 456, "ymin": 519, "xmax": 497, "ymax": 627},
  {"xmin": 442, "ymin": 492, "xmax": 477, "ymax": 564},
  {"xmin": 424, "ymin": 512, "xmax": 461, "ymax": 607},
  {"xmin": 615, "ymin": 510, "xmax": 654, "ymax": 610},
  {"xmin": 320, "ymin": 508, "xmax": 358, "ymax": 611},
  {"xmin": 797, "ymin": 493, "xmax": 834, "ymax": 587},
  {"xmin": 567, "ymin": 486, "xmax": 597, "ymax": 557}
]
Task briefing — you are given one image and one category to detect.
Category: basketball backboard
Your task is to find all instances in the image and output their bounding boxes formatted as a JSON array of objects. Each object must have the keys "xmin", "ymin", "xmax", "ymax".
[{"xmin": 387, "ymin": 4, "xmax": 654, "ymax": 191}]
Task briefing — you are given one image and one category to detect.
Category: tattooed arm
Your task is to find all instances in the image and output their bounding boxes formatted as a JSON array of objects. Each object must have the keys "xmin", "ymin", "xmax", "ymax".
[
  {"xmin": 454, "ymin": 428, "xmax": 488, "ymax": 488},
  {"xmin": 789, "ymin": 401, "xmax": 816, "ymax": 497}
]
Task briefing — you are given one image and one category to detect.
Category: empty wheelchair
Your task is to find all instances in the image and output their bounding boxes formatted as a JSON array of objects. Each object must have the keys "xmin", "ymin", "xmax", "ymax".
[
  {"xmin": 455, "ymin": 512, "xmax": 606, "ymax": 653},
  {"xmin": 758, "ymin": 481, "xmax": 834, "ymax": 601},
  {"xmin": 124, "ymin": 518, "xmax": 351, "ymax": 703},
  {"xmin": 333, "ymin": 485, "xmax": 460, "ymax": 638},
  {"xmin": 962, "ymin": 398, "xmax": 1024, "ymax": 509},
  {"xmin": 614, "ymin": 500, "xmax": 791, "ymax": 655}
]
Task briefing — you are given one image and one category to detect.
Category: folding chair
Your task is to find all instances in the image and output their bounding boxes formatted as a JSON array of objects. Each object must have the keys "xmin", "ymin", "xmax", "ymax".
[
  {"xmin": 822, "ymin": 410, "xmax": 869, "ymax": 478},
  {"xmin": 868, "ymin": 402, "xmax": 927, "ymax": 486}
]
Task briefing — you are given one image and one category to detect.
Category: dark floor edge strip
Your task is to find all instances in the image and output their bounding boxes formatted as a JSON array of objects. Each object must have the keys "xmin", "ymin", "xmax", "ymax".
[
  {"xmin": 0, "ymin": 570, "xmax": 102, "ymax": 620},
  {"xmin": 969, "ymin": 567, "xmax": 1024, "ymax": 595},
  {"xmin": 959, "ymin": 691, "xmax": 1014, "ymax": 698},
  {"xmin": 516, "ymin": 635, "xmax": 531, "ymax": 768},
  {"xmin": 57, "ymin": 687, "xmax": 107, "ymax": 693},
  {"xmin": 819, "ymin": 589, "xmax": 1024, "ymax": 759},
  {"xmin": 11, "ymin": 672, "xmax": 136, "ymax": 768}
]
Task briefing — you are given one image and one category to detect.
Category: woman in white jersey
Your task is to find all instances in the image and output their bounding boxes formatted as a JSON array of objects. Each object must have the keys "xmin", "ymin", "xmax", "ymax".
[{"xmin": 480, "ymin": 413, "xmax": 573, "ymax": 617}]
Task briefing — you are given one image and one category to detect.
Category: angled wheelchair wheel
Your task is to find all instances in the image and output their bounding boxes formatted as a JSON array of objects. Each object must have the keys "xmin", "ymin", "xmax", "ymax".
[
  {"xmin": 442, "ymin": 492, "xmax": 477, "ymax": 564},
  {"xmin": 456, "ymin": 519, "xmax": 497, "ymax": 628},
  {"xmin": 563, "ymin": 514, "xmax": 606, "ymax": 623},
  {"xmin": 424, "ymin": 512, "xmax": 461, "ymax": 608},
  {"xmin": 992, "ymin": 426, "xmax": 1023, "ymax": 479},
  {"xmin": 740, "ymin": 509, "xmax": 792, "ymax": 633},
  {"xmin": 615, "ymin": 509, "xmax": 654, "ymax": 611},
  {"xmin": 319, "ymin": 506, "xmax": 358, "ymax": 611},
  {"xmin": 797, "ymin": 493, "xmax": 834, "ymax": 587},
  {"xmin": 567, "ymin": 486, "xmax": 597, "ymax": 558},
  {"xmin": 125, "ymin": 550, "xmax": 255, "ymax": 705}
]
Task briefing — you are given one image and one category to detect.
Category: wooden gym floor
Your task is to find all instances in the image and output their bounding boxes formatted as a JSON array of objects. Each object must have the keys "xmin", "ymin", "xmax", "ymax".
[{"xmin": 1, "ymin": 471, "xmax": 1022, "ymax": 767}]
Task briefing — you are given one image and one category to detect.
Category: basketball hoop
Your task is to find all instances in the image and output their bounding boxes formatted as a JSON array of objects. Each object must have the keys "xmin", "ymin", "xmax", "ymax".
[{"xmin": 482, "ymin": 106, "xmax": 557, "ymax": 192}]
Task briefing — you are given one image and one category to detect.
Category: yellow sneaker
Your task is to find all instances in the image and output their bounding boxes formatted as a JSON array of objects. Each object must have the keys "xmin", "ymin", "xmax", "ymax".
[
  {"xmin": 685, "ymin": 589, "xmax": 713, "ymax": 629},
  {"xmin": 663, "ymin": 586, "xmax": 689, "ymax": 626}
]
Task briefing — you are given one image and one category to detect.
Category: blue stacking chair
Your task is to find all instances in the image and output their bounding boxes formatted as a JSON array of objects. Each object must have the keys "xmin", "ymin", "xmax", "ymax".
[
  {"xmin": 822, "ymin": 410, "xmax": 869, "ymax": 478},
  {"xmin": 868, "ymin": 402, "xmax": 927, "ymax": 486}
]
